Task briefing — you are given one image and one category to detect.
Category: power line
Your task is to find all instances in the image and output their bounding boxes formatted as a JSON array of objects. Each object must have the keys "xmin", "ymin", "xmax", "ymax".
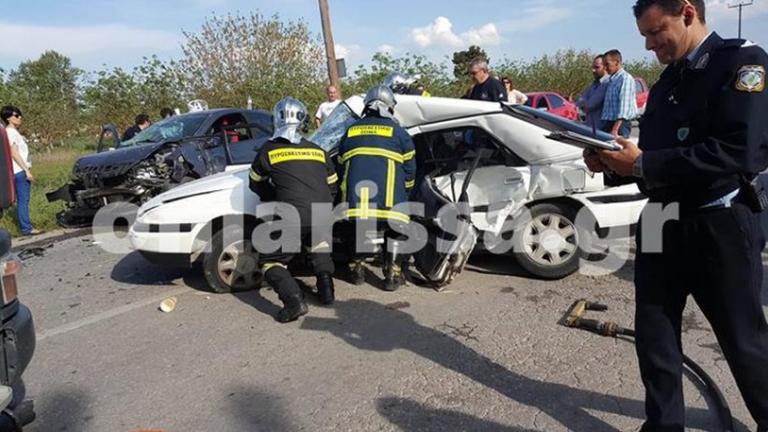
[{"xmin": 728, "ymin": 0, "xmax": 754, "ymax": 39}]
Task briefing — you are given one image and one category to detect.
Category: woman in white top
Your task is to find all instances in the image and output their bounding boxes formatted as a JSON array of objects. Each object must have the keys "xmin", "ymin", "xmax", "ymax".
[
  {"xmin": 1, "ymin": 105, "xmax": 40, "ymax": 236},
  {"xmin": 502, "ymin": 77, "xmax": 529, "ymax": 105}
]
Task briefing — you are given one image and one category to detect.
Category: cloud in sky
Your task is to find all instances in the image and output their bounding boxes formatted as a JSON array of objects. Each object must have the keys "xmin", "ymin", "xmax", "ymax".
[
  {"xmin": 0, "ymin": 21, "xmax": 179, "ymax": 67},
  {"xmin": 411, "ymin": 17, "xmax": 500, "ymax": 49},
  {"xmin": 334, "ymin": 43, "xmax": 360, "ymax": 59},
  {"xmin": 497, "ymin": 5, "xmax": 573, "ymax": 33}
]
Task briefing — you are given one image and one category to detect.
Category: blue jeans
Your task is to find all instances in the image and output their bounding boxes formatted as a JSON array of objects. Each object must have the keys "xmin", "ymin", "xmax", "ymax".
[
  {"xmin": 602, "ymin": 119, "xmax": 633, "ymax": 138},
  {"xmin": 14, "ymin": 172, "xmax": 33, "ymax": 234}
]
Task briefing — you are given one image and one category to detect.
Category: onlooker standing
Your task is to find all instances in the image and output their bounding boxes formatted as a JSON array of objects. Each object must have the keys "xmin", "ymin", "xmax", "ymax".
[
  {"xmin": 159, "ymin": 107, "xmax": 174, "ymax": 119},
  {"xmin": 122, "ymin": 114, "xmax": 151, "ymax": 141},
  {"xmin": 576, "ymin": 55, "xmax": 610, "ymax": 132},
  {"xmin": 502, "ymin": 77, "xmax": 528, "ymax": 105},
  {"xmin": 601, "ymin": 49, "xmax": 638, "ymax": 138},
  {"xmin": 467, "ymin": 58, "xmax": 508, "ymax": 102},
  {"xmin": 315, "ymin": 85, "xmax": 341, "ymax": 128},
  {"xmin": 1, "ymin": 105, "xmax": 40, "ymax": 236}
]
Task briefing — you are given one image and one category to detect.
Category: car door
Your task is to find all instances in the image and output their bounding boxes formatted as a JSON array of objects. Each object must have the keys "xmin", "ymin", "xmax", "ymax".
[
  {"xmin": 410, "ymin": 121, "xmax": 529, "ymax": 286},
  {"xmin": 545, "ymin": 94, "xmax": 566, "ymax": 118},
  {"xmin": 224, "ymin": 111, "xmax": 273, "ymax": 165},
  {"xmin": 421, "ymin": 124, "xmax": 530, "ymax": 233}
]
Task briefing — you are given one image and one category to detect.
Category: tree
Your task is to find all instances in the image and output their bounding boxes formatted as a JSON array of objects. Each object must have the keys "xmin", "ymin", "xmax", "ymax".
[
  {"xmin": 81, "ymin": 67, "xmax": 142, "ymax": 132},
  {"xmin": 345, "ymin": 52, "xmax": 455, "ymax": 97},
  {"xmin": 5, "ymin": 51, "xmax": 81, "ymax": 149},
  {"xmin": 176, "ymin": 12, "xmax": 327, "ymax": 112},
  {"xmin": 451, "ymin": 45, "xmax": 489, "ymax": 80}
]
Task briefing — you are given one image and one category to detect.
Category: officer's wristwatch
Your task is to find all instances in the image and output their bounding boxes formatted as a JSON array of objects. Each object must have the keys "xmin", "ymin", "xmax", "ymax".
[{"xmin": 632, "ymin": 154, "xmax": 643, "ymax": 178}]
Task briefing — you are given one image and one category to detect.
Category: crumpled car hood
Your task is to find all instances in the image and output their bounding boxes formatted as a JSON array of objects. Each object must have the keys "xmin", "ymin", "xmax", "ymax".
[{"xmin": 73, "ymin": 142, "xmax": 166, "ymax": 177}]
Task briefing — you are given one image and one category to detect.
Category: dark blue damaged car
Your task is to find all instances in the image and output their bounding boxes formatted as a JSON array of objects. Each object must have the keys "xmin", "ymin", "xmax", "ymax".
[{"xmin": 46, "ymin": 108, "xmax": 272, "ymax": 227}]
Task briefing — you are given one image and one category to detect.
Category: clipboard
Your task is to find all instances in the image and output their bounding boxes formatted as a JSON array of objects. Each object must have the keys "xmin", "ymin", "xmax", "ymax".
[{"xmin": 547, "ymin": 131, "xmax": 622, "ymax": 151}]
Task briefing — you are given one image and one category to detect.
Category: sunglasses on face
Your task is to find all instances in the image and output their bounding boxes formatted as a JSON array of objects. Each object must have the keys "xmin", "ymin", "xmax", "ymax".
[{"xmin": 12, "ymin": 113, "xmax": 21, "ymax": 119}]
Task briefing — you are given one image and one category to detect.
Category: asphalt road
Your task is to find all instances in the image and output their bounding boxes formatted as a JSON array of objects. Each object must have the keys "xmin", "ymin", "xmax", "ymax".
[{"xmin": 16, "ymin": 232, "xmax": 768, "ymax": 432}]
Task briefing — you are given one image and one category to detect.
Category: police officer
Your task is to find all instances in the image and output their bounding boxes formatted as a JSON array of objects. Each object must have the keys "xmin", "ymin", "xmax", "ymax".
[
  {"xmin": 249, "ymin": 97, "xmax": 338, "ymax": 323},
  {"xmin": 588, "ymin": 1, "xmax": 768, "ymax": 430},
  {"xmin": 339, "ymin": 85, "xmax": 416, "ymax": 291},
  {"xmin": 383, "ymin": 72, "xmax": 431, "ymax": 97}
]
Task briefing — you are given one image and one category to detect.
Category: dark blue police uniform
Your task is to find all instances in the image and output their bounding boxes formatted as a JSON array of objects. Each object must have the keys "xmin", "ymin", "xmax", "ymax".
[{"xmin": 635, "ymin": 32, "xmax": 768, "ymax": 431}]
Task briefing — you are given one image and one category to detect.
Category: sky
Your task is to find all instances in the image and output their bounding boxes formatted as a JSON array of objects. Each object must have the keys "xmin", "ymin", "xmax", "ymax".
[{"xmin": 1, "ymin": 0, "xmax": 767, "ymax": 74}]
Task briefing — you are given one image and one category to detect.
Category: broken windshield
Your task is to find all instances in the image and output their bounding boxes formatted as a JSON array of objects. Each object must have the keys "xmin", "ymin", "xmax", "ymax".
[
  {"xmin": 309, "ymin": 102, "xmax": 359, "ymax": 153},
  {"xmin": 118, "ymin": 113, "xmax": 209, "ymax": 148}
]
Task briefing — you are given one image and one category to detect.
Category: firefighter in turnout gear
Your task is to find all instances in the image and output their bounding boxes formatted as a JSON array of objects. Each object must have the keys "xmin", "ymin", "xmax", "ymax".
[
  {"xmin": 339, "ymin": 85, "xmax": 417, "ymax": 291},
  {"xmin": 249, "ymin": 97, "xmax": 338, "ymax": 322}
]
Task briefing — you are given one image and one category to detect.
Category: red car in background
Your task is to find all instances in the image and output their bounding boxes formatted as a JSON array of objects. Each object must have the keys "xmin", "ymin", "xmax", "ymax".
[
  {"xmin": 524, "ymin": 92, "xmax": 579, "ymax": 121},
  {"xmin": 635, "ymin": 77, "xmax": 649, "ymax": 116}
]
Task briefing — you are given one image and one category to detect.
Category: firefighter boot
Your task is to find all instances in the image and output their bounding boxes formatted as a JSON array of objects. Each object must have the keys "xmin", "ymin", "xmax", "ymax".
[
  {"xmin": 382, "ymin": 251, "xmax": 406, "ymax": 292},
  {"xmin": 347, "ymin": 260, "xmax": 365, "ymax": 286},
  {"xmin": 316, "ymin": 272, "xmax": 335, "ymax": 305},
  {"xmin": 265, "ymin": 266, "xmax": 308, "ymax": 323}
]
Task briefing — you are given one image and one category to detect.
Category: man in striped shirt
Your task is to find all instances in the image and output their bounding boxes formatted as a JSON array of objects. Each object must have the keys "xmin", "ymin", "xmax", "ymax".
[{"xmin": 601, "ymin": 49, "xmax": 638, "ymax": 138}]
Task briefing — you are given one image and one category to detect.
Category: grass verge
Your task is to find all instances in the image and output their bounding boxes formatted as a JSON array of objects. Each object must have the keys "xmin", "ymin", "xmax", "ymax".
[{"xmin": 1, "ymin": 146, "xmax": 88, "ymax": 237}]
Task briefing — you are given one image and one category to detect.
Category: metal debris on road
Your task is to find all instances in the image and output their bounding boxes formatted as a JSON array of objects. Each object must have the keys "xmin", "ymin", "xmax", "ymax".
[{"xmin": 17, "ymin": 244, "xmax": 53, "ymax": 261}]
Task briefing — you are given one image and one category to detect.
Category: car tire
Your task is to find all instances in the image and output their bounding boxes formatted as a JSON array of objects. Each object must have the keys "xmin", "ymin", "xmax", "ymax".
[
  {"xmin": 203, "ymin": 225, "xmax": 262, "ymax": 293},
  {"xmin": 513, "ymin": 203, "xmax": 584, "ymax": 280}
]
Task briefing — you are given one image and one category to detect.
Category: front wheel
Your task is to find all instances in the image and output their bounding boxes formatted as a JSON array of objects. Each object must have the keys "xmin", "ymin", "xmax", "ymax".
[
  {"xmin": 513, "ymin": 203, "xmax": 584, "ymax": 279},
  {"xmin": 203, "ymin": 225, "xmax": 262, "ymax": 293}
]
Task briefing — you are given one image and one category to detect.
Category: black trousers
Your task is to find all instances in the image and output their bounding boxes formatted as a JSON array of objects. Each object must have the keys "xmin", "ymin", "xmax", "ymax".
[
  {"xmin": 635, "ymin": 203, "xmax": 768, "ymax": 431},
  {"xmin": 259, "ymin": 227, "xmax": 334, "ymax": 300},
  {"xmin": 340, "ymin": 220, "xmax": 409, "ymax": 268}
]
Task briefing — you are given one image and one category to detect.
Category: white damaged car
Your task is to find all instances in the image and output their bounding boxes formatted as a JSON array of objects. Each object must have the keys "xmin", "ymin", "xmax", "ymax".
[{"xmin": 129, "ymin": 95, "xmax": 647, "ymax": 292}]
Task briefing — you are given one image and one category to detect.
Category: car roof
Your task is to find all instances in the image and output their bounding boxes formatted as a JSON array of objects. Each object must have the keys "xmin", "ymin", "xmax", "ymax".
[
  {"xmin": 341, "ymin": 94, "xmax": 590, "ymax": 163},
  {"xmin": 525, "ymin": 92, "xmax": 562, "ymax": 98},
  {"xmin": 177, "ymin": 107, "xmax": 270, "ymax": 117},
  {"xmin": 345, "ymin": 94, "xmax": 506, "ymax": 129}
]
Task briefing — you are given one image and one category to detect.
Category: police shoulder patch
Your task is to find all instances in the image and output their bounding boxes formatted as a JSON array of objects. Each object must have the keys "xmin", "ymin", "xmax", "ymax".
[{"xmin": 735, "ymin": 65, "xmax": 766, "ymax": 92}]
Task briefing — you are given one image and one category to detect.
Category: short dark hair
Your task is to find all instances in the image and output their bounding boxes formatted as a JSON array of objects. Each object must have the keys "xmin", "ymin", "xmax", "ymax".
[
  {"xmin": 135, "ymin": 114, "xmax": 150, "ymax": 126},
  {"xmin": 160, "ymin": 108, "xmax": 174, "ymax": 118},
  {"xmin": 604, "ymin": 49, "xmax": 623, "ymax": 64},
  {"xmin": 0, "ymin": 105, "xmax": 22, "ymax": 124},
  {"xmin": 633, "ymin": 0, "xmax": 706, "ymax": 23},
  {"xmin": 593, "ymin": 54, "xmax": 605, "ymax": 62}
]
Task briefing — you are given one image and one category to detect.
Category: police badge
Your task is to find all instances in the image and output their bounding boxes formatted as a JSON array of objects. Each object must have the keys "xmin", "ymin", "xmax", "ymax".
[{"xmin": 735, "ymin": 65, "xmax": 766, "ymax": 92}]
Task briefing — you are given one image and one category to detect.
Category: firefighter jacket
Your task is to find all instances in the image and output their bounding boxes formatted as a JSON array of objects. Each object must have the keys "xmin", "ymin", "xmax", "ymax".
[
  {"xmin": 249, "ymin": 137, "xmax": 338, "ymax": 227},
  {"xmin": 338, "ymin": 116, "xmax": 416, "ymax": 223}
]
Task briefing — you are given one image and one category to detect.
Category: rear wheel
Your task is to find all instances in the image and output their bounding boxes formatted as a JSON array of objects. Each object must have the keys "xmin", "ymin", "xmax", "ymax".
[
  {"xmin": 203, "ymin": 225, "xmax": 261, "ymax": 293},
  {"xmin": 513, "ymin": 203, "xmax": 584, "ymax": 279}
]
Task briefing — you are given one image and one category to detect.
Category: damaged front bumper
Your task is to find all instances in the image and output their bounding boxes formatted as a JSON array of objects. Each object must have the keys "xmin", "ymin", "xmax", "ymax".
[{"xmin": 47, "ymin": 182, "xmax": 147, "ymax": 228}]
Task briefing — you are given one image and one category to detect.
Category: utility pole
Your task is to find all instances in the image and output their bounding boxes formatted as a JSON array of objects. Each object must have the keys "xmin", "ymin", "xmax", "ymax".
[
  {"xmin": 729, "ymin": 0, "xmax": 754, "ymax": 39},
  {"xmin": 318, "ymin": 0, "xmax": 340, "ymax": 90}
]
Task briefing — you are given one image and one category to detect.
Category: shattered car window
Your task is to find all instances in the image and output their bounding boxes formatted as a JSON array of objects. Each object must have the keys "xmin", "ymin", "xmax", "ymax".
[
  {"xmin": 309, "ymin": 103, "xmax": 358, "ymax": 152},
  {"xmin": 118, "ymin": 113, "xmax": 209, "ymax": 148}
]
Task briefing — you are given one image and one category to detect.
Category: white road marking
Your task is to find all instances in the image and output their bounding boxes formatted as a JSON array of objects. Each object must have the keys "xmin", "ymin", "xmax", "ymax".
[{"xmin": 36, "ymin": 287, "xmax": 193, "ymax": 342}]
